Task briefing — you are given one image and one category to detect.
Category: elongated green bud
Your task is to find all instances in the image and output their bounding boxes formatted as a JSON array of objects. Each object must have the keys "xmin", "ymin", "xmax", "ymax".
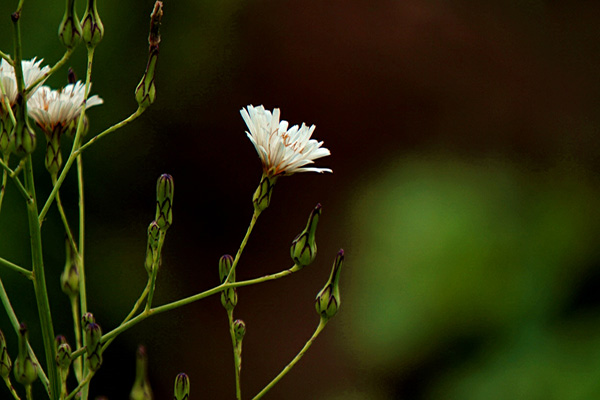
[
  {"xmin": 315, "ymin": 250, "xmax": 344, "ymax": 320},
  {"xmin": 155, "ymin": 173, "xmax": 174, "ymax": 230},
  {"xmin": 82, "ymin": 312, "xmax": 95, "ymax": 329},
  {"xmin": 130, "ymin": 345, "xmax": 153, "ymax": 400},
  {"xmin": 145, "ymin": 221, "xmax": 161, "ymax": 274},
  {"xmin": 54, "ymin": 336, "xmax": 72, "ymax": 370},
  {"xmin": 0, "ymin": 115, "xmax": 14, "ymax": 155},
  {"xmin": 0, "ymin": 329, "xmax": 11, "ymax": 378},
  {"xmin": 58, "ymin": 0, "xmax": 82, "ymax": 49},
  {"xmin": 218, "ymin": 254, "xmax": 234, "ymax": 284},
  {"xmin": 14, "ymin": 323, "xmax": 37, "ymax": 386},
  {"xmin": 81, "ymin": 0, "xmax": 104, "ymax": 48},
  {"xmin": 252, "ymin": 174, "xmax": 277, "ymax": 213},
  {"xmin": 233, "ymin": 319, "xmax": 246, "ymax": 343},
  {"xmin": 11, "ymin": 96, "xmax": 36, "ymax": 156},
  {"xmin": 44, "ymin": 126, "xmax": 63, "ymax": 178},
  {"xmin": 174, "ymin": 373, "xmax": 190, "ymax": 400},
  {"xmin": 135, "ymin": 2, "xmax": 163, "ymax": 109},
  {"xmin": 221, "ymin": 287, "xmax": 238, "ymax": 311},
  {"xmin": 290, "ymin": 203, "xmax": 321, "ymax": 268},
  {"xmin": 85, "ymin": 321, "xmax": 103, "ymax": 371},
  {"xmin": 61, "ymin": 239, "xmax": 80, "ymax": 297}
]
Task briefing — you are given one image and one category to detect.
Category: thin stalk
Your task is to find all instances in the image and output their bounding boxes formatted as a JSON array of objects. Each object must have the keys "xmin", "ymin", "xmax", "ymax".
[
  {"xmin": 0, "ymin": 277, "xmax": 50, "ymax": 392},
  {"xmin": 25, "ymin": 385, "xmax": 32, "ymax": 400},
  {"xmin": 64, "ymin": 372, "xmax": 94, "ymax": 400},
  {"xmin": 52, "ymin": 178, "xmax": 78, "ymax": 254},
  {"xmin": 38, "ymin": 108, "xmax": 144, "ymax": 224},
  {"xmin": 2, "ymin": 376, "xmax": 20, "ymax": 400},
  {"xmin": 0, "ymin": 167, "xmax": 7, "ymax": 215},
  {"xmin": 0, "ymin": 256, "xmax": 33, "ymax": 279},
  {"xmin": 0, "ymin": 50, "xmax": 12, "ymax": 64},
  {"xmin": 225, "ymin": 210, "xmax": 260, "ymax": 283},
  {"xmin": 227, "ymin": 310, "xmax": 242, "ymax": 400},
  {"xmin": 252, "ymin": 319, "xmax": 328, "ymax": 400},
  {"xmin": 145, "ymin": 232, "xmax": 165, "ymax": 311},
  {"xmin": 23, "ymin": 48, "xmax": 74, "ymax": 96},
  {"xmin": 24, "ymin": 157, "xmax": 60, "ymax": 400},
  {"xmin": 0, "ymin": 152, "xmax": 30, "ymax": 202},
  {"xmin": 69, "ymin": 296, "xmax": 83, "ymax": 383}
]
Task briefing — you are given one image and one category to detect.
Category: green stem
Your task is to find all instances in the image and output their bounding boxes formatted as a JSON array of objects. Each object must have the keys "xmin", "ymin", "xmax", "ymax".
[
  {"xmin": 0, "ymin": 156, "xmax": 30, "ymax": 202},
  {"xmin": 145, "ymin": 231, "xmax": 165, "ymax": 311},
  {"xmin": 69, "ymin": 296, "xmax": 83, "ymax": 383},
  {"xmin": 25, "ymin": 385, "xmax": 32, "ymax": 400},
  {"xmin": 38, "ymin": 108, "xmax": 144, "ymax": 224},
  {"xmin": 23, "ymin": 48, "xmax": 74, "ymax": 96},
  {"xmin": 225, "ymin": 210, "xmax": 260, "ymax": 283},
  {"xmin": 2, "ymin": 376, "xmax": 21, "ymax": 400},
  {"xmin": 52, "ymin": 179, "xmax": 78, "ymax": 255},
  {"xmin": 0, "ymin": 256, "xmax": 32, "ymax": 279},
  {"xmin": 24, "ymin": 156, "xmax": 60, "ymax": 400},
  {"xmin": 64, "ymin": 372, "xmax": 93, "ymax": 400},
  {"xmin": 227, "ymin": 310, "xmax": 242, "ymax": 400},
  {"xmin": 0, "ymin": 168, "xmax": 7, "ymax": 215},
  {"xmin": 252, "ymin": 319, "xmax": 328, "ymax": 400},
  {"xmin": 0, "ymin": 50, "xmax": 12, "ymax": 64},
  {"xmin": 0, "ymin": 277, "xmax": 50, "ymax": 392}
]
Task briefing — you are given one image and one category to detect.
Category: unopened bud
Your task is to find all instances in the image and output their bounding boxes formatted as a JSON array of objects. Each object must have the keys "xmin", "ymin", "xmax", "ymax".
[
  {"xmin": 135, "ymin": 2, "xmax": 163, "ymax": 109},
  {"xmin": 11, "ymin": 101, "xmax": 36, "ymax": 155},
  {"xmin": 174, "ymin": 373, "xmax": 190, "ymax": 400},
  {"xmin": 44, "ymin": 126, "xmax": 63, "ymax": 178},
  {"xmin": 315, "ymin": 249, "xmax": 344, "ymax": 320},
  {"xmin": 290, "ymin": 203, "xmax": 321, "ymax": 268},
  {"xmin": 0, "ymin": 329, "xmax": 11, "ymax": 378},
  {"xmin": 144, "ymin": 221, "xmax": 161, "ymax": 274},
  {"xmin": 82, "ymin": 312, "xmax": 95, "ymax": 329},
  {"xmin": 130, "ymin": 345, "xmax": 152, "ymax": 400},
  {"xmin": 14, "ymin": 323, "xmax": 37, "ymax": 386},
  {"xmin": 233, "ymin": 319, "xmax": 246, "ymax": 343},
  {"xmin": 55, "ymin": 336, "xmax": 72, "ymax": 371},
  {"xmin": 0, "ymin": 116, "xmax": 14, "ymax": 155},
  {"xmin": 61, "ymin": 239, "xmax": 80, "ymax": 297},
  {"xmin": 252, "ymin": 174, "xmax": 277, "ymax": 213},
  {"xmin": 218, "ymin": 254, "xmax": 234, "ymax": 284},
  {"xmin": 155, "ymin": 174, "xmax": 173, "ymax": 230},
  {"xmin": 221, "ymin": 287, "xmax": 238, "ymax": 311},
  {"xmin": 58, "ymin": 0, "xmax": 82, "ymax": 49},
  {"xmin": 81, "ymin": 0, "xmax": 104, "ymax": 48},
  {"xmin": 85, "ymin": 322, "xmax": 102, "ymax": 371}
]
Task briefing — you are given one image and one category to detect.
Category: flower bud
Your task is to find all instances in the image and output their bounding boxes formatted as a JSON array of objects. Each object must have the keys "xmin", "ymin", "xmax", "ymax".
[
  {"xmin": 155, "ymin": 174, "xmax": 174, "ymax": 230},
  {"xmin": 252, "ymin": 174, "xmax": 277, "ymax": 213},
  {"xmin": 0, "ymin": 115, "xmax": 14, "ymax": 155},
  {"xmin": 221, "ymin": 287, "xmax": 238, "ymax": 311},
  {"xmin": 61, "ymin": 239, "xmax": 80, "ymax": 297},
  {"xmin": 290, "ymin": 203, "xmax": 321, "ymax": 268},
  {"xmin": 58, "ymin": 0, "xmax": 82, "ymax": 49},
  {"xmin": 233, "ymin": 319, "xmax": 246, "ymax": 343},
  {"xmin": 85, "ymin": 321, "xmax": 102, "ymax": 371},
  {"xmin": 0, "ymin": 329, "xmax": 12, "ymax": 378},
  {"xmin": 44, "ymin": 127, "xmax": 63, "ymax": 178},
  {"xmin": 135, "ymin": 2, "xmax": 163, "ymax": 109},
  {"xmin": 315, "ymin": 249, "xmax": 344, "ymax": 320},
  {"xmin": 144, "ymin": 221, "xmax": 161, "ymax": 274},
  {"xmin": 174, "ymin": 373, "xmax": 190, "ymax": 400},
  {"xmin": 14, "ymin": 323, "xmax": 37, "ymax": 386},
  {"xmin": 11, "ymin": 97, "xmax": 36, "ymax": 156},
  {"xmin": 218, "ymin": 254, "xmax": 234, "ymax": 284},
  {"xmin": 80, "ymin": 0, "xmax": 104, "ymax": 48},
  {"xmin": 130, "ymin": 345, "xmax": 153, "ymax": 400}
]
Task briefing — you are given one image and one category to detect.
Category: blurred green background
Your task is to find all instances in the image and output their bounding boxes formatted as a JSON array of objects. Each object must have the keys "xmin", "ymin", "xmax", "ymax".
[{"xmin": 2, "ymin": 0, "xmax": 600, "ymax": 399}]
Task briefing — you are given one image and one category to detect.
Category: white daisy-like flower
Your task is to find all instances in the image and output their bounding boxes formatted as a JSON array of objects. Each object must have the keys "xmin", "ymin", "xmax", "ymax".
[
  {"xmin": 241, "ymin": 105, "xmax": 332, "ymax": 177},
  {"xmin": 27, "ymin": 81, "xmax": 103, "ymax": 133},
  {"xmin": 0, "ymin": 57, "xmax": 50, "ymax": 106}
]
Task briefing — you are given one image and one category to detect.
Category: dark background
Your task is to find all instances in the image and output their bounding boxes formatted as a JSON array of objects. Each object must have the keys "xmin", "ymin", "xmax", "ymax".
[{"xmin": 2, "ymin": 0, "xmax": 600, "ymax": 399}]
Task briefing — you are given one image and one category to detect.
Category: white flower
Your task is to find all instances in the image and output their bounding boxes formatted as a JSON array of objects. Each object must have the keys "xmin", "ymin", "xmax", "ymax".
[
  {"xmin": 241, "ymin": 105, "xmax": 332, "ymax": 177},
  {"xmin": 0, "ymin": 57, "xmax": 50, "ymax": 106},
  {"xmin": 27, "ymin": 81, "xmax": 103, "ymax": 133}
]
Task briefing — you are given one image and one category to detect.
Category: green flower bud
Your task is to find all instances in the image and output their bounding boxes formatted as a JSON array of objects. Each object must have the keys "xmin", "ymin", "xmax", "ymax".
[
  {"xmin": 135, "ymin": 2, "xmax": 163, "ymax": 109},
  {"xmin": 80, "ymin": 0, "xmax": 104, "ymax": 48},
  {"xmin": 11, "ymin": 97, "xmax": 36, "ymax": 156},
  {"xmin": 144, "ymin": 221, "xmax": 161, "ymax": 274},
  {"xmin": 58, "ymin": 0, "xmax": 82, "ymax": 49},
  {"xmin": 221, "ymin": 287, "xmax": 238, "ymax": 311},
  {"xmin": 315, "ymin": 250, "xmax": 344, "ymax": 320},
  {"xmin": 252, "ymin": 174, "xmax": 277, "ymax": 213},
  {"xmin": 218, "ymin": 254, "xmax": 234, "ymax": 284},
  {"xmin": 0, "ymin": 329, "xmax": 12, "ymax": 378},
  {"xmin": 155, "ymin": 174, "xmax": 174, "ymax": 230},
  {"xmin": 0, "ymin": 115, "xmax": 14, "ymax": 155},
  {"xmin": 61, "ymin": 239, "xmax": 80, "ymax": 297},
  {"xmin": 130, "ymin": 345, "xmax": 153, "ymax": 400},
  {"xmin": 14, "ymin": 323, "xmax": 37, "ymax": 386},
  {"xmin": 174, "ymin": 373, "xmax": 190, "ymax": 400},
  {"xmin": 82, "ymin": 312, "xmax": 95, "ymax": 329},
  {"xmin": 290, "ymin": 203, "xmax": 321, "ymax": 268},
  {"xmin": 233, "ymin": 319, "xmax": 246, "ymax": 343},
  {"xmin": 85, "ymin": 322, "xmax": 102, "ymax": 371},
  {"xmin": 44, "ymin": 127, "xmax": 63, "ymax": 178}
]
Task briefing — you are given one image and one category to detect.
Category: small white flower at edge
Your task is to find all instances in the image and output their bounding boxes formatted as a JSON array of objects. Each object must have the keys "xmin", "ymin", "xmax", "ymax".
[{"xmin": 241, "ymin": 105, "xmax": 332, "ymax": 177}]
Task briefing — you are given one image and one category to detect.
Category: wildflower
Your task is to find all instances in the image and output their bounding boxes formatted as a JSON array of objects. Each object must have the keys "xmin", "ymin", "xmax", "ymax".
[
  {"xmin": 240, "ymin": 105, "xmax": 332, "ymax": 177},
  {"xmin": 0, "ymin": 57, "xmax": 50, "ymax": 107}
]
